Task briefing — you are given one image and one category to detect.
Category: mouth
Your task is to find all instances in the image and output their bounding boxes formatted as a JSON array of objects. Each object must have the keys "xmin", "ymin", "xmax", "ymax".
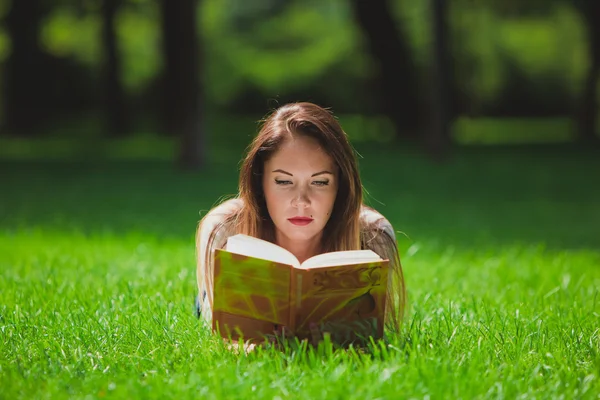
[{"xmin": 287, "ymin": 216, "xmax": 314, "ymax": 226}]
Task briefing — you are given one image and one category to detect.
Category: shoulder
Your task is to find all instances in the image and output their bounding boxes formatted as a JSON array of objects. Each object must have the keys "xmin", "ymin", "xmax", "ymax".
[
  {"xmin": 197, "ymin": 197, "xmax": 243, "ymax": 248},
  {"xmin": 201, "ymin": 197, "xmax": 244, "ymax": 223},
  {"xmin": 359, "ymin": 204, "xmax": 396, "ymax": 241},
  {"xmin": 359, "ymin": 205, "xmax": 400, "ymax": 263}
]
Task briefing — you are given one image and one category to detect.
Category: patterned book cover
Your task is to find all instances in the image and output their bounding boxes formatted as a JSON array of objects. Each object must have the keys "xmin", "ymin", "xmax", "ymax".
[
  {"xmin": 212, "ymin": 250, "xmax": 292, "ymax": 341},
  {"xmin": 291, "ymin": 262, "xmax": 388, "ymax": 345},
  {"xmin": 212, "ymin": 249, "xmax": 389, "ymax": 345}
]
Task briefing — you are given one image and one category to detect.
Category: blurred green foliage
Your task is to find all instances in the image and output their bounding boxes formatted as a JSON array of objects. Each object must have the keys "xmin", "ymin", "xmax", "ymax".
[
  {"xmin": 0, "ymin": 116, "xmax": 581, "ymax": 161},
  {"xmin": 41, "ymin": 8, "xmax": 101, "ymax": 64},
  {"xmin": 452, "ymin": 4, "xmax": 586, "ymax": 108},
  {"xmin": 0, "ymin": 0, "xmax": 588, "ymax": 115},
  {"xmin": 201, "ymin": 0, "xmax": 368, "ymax": 106}
]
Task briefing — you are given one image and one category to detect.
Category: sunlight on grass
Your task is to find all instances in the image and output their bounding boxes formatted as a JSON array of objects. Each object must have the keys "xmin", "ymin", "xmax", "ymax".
[
  {"xmin": 1, "ymin": 146, "xmax": 599, "ymax": 398},
  {"xmin": 1, "ymin": 230, "xmax": 598, "ymax": 398}
]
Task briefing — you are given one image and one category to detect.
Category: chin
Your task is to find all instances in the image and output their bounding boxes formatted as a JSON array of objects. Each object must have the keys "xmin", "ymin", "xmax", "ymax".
[{"xmin": 279, "ymin": 226, "xmax": 323, "ymax": 242}]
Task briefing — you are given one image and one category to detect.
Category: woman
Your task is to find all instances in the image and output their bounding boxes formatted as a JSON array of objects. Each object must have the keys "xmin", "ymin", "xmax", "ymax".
[{"xmin": 196, "ymin": 102, "xmax": 405, "ymax": 342}]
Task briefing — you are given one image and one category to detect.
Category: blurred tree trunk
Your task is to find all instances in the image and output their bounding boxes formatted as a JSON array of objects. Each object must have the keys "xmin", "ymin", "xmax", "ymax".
[
  {"xmin": 159, "ymin": 0, "xmax": 205, "ymax": 169},
  {"xmin": 101, "ymin": 0, "xmax": 129, "ymax": 136},
  {"xmin": 576, "ymin": 0, "xmax": 600, "ymax": 145},
  {"xmin": 349, "ymin": 0, "xmax": 421, "ymax": 140},
  {"xmin": 3, "ymin": 0, "xmax": 46, "ymax": 135},
  {"xmin": 427, "ymin": 0, "xmax": 453, "ymax": 160}
]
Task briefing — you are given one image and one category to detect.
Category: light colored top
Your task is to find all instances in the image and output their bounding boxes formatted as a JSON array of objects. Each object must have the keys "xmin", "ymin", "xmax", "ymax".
[{"xmin": 196, "ymin": 198, "xmax": 398, "ymax": 323}]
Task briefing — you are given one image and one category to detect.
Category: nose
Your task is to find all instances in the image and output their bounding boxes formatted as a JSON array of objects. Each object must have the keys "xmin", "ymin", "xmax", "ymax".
[{"xmin": 291, "ymin": 187, "xmax": 310, "ymax": 208}]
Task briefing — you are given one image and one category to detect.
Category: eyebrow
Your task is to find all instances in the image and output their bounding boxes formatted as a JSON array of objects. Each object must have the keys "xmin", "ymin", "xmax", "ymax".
[
  {"xmin": 271, "ymin": 169, "xmax": 333, "ymax": 177},
  {"xmin": 311, "ymin": 170, "xmax": 334, "ymax": 177}
]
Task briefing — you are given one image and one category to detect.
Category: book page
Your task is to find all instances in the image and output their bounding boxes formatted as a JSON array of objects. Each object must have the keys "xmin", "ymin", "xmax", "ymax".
[
  {"xmin": 299, "ymin": 249, "xmax": 381, "ymax": 269},
  {"xmin": 226, "ymin": 234, "xmax": 300, "ymax": 268}
]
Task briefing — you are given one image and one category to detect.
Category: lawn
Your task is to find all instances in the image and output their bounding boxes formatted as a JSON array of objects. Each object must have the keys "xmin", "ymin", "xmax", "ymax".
[{"xmin": 1, "ymin": 142, "xmax": 599, "ymax": 399}]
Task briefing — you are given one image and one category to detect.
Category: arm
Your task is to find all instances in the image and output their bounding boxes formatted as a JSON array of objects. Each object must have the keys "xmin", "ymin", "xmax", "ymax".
[{"xmin": 360, "ymin": 204, "xmax": 398, "ymax": 251}]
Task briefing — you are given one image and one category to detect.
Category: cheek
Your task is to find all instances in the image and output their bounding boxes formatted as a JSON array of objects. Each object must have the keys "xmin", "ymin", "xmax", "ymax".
[
  {"xmin": 314, "ymin": 188, "xmax": 337, "ymax": 212},
  {"xmin": 263, "ymin": 186, "xmax": 287, "ymax": 215}
]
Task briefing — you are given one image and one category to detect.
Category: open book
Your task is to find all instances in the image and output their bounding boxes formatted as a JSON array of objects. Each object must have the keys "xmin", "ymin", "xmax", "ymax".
[{"xmin": 212, "ymin": 234, "xmax": 389, "ymax": 345}]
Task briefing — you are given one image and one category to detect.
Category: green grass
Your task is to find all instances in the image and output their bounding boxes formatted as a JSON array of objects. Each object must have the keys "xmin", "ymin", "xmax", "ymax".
[{"xmin": 1, "ymin": 143, "xmax": 600, "ymax": 399}]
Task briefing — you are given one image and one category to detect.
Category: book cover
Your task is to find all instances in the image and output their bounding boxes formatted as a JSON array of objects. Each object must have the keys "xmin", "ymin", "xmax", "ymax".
[
  {"xmin": 290, "ymin": 263, "xmax": 388, "ymax": 344},
  {"xmin": 212, "ymin": 241, "xmax": 389, "ymax": 345}
]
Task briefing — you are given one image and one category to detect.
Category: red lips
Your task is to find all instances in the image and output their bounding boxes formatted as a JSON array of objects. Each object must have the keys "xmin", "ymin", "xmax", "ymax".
[{"xmin": 288, "ymin": 216, "xmax": 314, "ymax": 226}]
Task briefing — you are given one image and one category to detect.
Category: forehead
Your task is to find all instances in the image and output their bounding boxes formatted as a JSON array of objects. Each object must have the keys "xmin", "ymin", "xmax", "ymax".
[{"xmin": 266, "ymin": 135, "xmax": 335, "ymax": 170}]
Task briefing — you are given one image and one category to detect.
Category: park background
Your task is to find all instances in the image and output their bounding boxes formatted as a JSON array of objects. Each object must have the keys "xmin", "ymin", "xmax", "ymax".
[{"xmin": 1, "ymin": 0, "xmax": 599, "ymax": 398}]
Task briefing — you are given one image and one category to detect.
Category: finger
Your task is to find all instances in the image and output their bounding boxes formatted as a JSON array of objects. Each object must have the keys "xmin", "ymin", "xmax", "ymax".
[{"xmin": 244, "ymin": 343, "xmax": 256, "ymax": 353}]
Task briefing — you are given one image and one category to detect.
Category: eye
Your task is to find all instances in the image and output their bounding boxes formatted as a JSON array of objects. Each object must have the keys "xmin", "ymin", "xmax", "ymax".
[
  {"xmin": 312, "ymin": 180, "xmax": 329, "ymax": 186},
  {"xmin": 275, "ymin": 179, "xmax": 292, "ymax": 186}
]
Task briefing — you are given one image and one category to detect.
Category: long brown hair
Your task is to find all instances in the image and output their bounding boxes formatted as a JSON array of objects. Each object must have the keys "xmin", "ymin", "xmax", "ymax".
[
  {"xmin": 237, "ymin": 102, "xmax": 363, "ymax": 251},
  {"xmin": 197, "ymin": 102, "xmax": 405, "ymax": 331}
]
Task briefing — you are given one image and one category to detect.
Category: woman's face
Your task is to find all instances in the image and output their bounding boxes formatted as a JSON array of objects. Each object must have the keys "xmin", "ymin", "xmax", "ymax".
[{"xmin": 262, "ymin": 135, "xmax": 338, "ymax": 245}]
